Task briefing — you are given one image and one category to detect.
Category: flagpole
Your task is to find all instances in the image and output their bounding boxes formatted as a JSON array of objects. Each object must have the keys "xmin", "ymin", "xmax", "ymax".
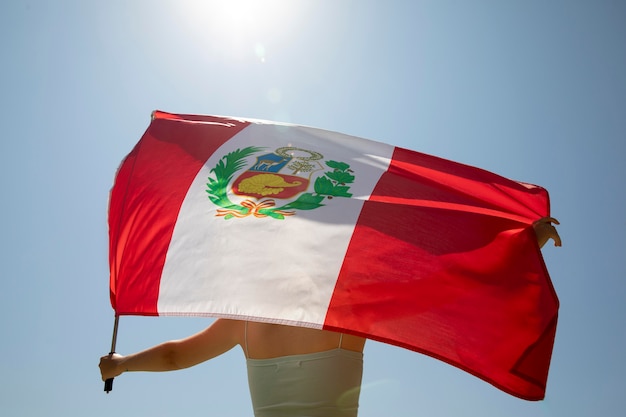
[{"xmin": 104, "ymin": 315, "xmax": 119, "ymax": 393}]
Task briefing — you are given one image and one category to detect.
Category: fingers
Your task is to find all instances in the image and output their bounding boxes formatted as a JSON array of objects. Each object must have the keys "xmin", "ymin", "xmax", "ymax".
[
  {"xmin": 551, "ymin": 226, "xmax": 562, "ymax": 247},
  {"xmin": 532, "ymin": 217, "xmax": 562, "ymax": 248},
  {"xmin": 534, "ymin": 216, "xmax": 559, "ymax": 226},
  {"xmin": 99, "ymin": 353, "xmax": 120, "ymax": 381},
  {"xmin": 99, "ymin": 356, "xmax": 109, "ymax": 381},
  {"xmin": 543, "ymin": 217, "xmax": 562, "ymax": 246}
]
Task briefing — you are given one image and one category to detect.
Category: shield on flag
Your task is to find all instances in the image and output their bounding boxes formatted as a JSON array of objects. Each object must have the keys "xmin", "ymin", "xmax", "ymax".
[
  {"xmin": 232, "ymin": 149, "xmax": 313, "ymax": 198},
  {"xmin": 106, "ymin": 110, "xmax": 559, "ymax": 400}
]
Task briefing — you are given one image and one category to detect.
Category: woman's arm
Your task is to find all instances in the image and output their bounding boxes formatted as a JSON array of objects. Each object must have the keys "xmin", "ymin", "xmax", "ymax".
[{"xmin": 99, "ymin": 319, "xmax": 243, "ymax": 381}]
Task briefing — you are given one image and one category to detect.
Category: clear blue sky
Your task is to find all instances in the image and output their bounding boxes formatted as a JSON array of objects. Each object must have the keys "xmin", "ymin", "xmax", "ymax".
[{"xmin": 1, "ymin": 1, "xmax": 625, "ymax": 416}]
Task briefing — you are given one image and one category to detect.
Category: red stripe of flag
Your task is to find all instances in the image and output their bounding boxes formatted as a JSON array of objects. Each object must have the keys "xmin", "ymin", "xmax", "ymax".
[
  {"xmin": 109, "ymin": 112, "xmax": 250, "ymax": 315},
  {"xmin": 324, "ymin": 147, "xmax": 557, "ymax": 400}
]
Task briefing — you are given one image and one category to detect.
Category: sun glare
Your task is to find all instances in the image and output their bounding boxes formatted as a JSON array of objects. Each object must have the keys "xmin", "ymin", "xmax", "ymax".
[{"xmin": 178, "ymin": 0, "xmax": 300, "ymax": 61}]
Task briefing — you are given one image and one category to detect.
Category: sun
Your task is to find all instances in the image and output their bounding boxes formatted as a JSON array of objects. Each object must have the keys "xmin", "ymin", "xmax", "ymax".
[{"xmin": 176, "ymin": 0, "xmax": 300, "ymax": 60}]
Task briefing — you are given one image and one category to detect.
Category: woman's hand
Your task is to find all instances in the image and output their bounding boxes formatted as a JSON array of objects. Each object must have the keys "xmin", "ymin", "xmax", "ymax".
[
  {"xmin": 99, "ymin": 353, "xmax": 125, "ymax": 381},
  {"xmin": 533, "ymin": 217, "xmax": 562, "ymax": 248}
]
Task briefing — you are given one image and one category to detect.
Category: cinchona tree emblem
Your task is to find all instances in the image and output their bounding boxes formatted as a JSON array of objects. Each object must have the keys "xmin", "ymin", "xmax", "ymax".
[{"xmin": 206, "ymin": 146, "xmax": 355, "ymax": 219}]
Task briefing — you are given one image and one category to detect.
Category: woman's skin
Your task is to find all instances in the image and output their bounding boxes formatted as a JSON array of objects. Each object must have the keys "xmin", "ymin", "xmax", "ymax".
[
  {"xmin": 99, "ymin": 320, "xmax": 366, "ymax": 381},
  {"xmin": 100, "ymin": 216, "xmax": 561, "ymax": 381},
  {"xmin": 533, "ymin": 216, "xmax": 561, "ymax": 248}
]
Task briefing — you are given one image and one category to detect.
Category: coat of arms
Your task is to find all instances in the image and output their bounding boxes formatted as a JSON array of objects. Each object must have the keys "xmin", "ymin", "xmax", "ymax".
[{"xmin": 206, "ymin": 146, "xmax": 355, "ymax": 219}]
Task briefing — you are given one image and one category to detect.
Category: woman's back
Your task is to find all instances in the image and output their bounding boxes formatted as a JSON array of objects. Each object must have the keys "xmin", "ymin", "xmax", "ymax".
[
  {"xmin": 245, "ymin": 322, "xmax": 365, "ymax": 417},
  {"xmin": 243, "ymin": 322, "xmax": 365, "ymax": 358}
]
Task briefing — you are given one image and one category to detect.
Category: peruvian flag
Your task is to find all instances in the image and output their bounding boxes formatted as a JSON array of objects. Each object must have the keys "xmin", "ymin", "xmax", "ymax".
[{"xmin": 109, "ymin": 110, "xmax": 558, "ymax": 400}]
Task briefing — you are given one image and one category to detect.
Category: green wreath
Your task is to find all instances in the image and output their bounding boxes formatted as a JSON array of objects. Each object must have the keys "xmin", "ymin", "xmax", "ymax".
[{"xmin": 206, "ymin": 146, "xmax": 355, "ymax": 220}]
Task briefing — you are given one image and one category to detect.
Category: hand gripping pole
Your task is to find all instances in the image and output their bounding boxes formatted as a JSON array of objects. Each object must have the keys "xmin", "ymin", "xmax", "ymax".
[{"xmin": 104, "ymin": 315, "xmax": 119, "ymax": 393}]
